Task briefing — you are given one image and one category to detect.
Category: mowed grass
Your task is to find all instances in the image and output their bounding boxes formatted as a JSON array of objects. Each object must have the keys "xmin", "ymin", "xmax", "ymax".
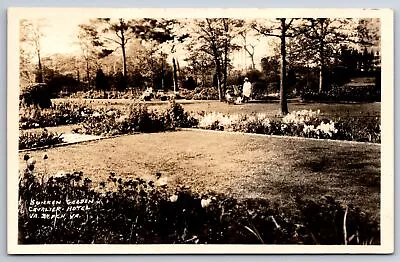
[{"xmin": 19, "ymin": 130, "xmax": 381, "ymax": 221}]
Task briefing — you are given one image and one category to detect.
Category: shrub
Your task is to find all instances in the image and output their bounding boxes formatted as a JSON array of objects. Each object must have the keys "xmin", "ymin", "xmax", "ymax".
[
  {"xmin": 166, "ymin": 100, "xmax": 198, "ymax": 128},
  {"xmin": 193, "ymin": 87, "xmax": 219, "ymax": 100},
  {"xmin": 193, "ymin": 110, "xmax": 380, "ymax": 143},
  {"xmin": 19, "ymin": 102, "xmax": 95, "ymax": 130},
  {"xmin": 80, "ymin": 101, "xmax": 198, "ymax": 136},
  {"xmin": 19, "ymin": 129, "xmax": 64, "ymax": 150},
  {"xmin": 18, "ymin": 161, "xmax": 380, "ymax": 244},
  {"xmin": 20, "ymin": 83, "xmax": 52, "ymax": 108},
  {"xmin": 300, "ymin": 84, "xmax": 380, "ymax": 103}
]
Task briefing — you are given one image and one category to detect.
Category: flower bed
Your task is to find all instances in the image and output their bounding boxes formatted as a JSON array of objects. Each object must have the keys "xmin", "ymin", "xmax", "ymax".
[
  {"xmin": 19, "ymin": 102, "xmax": 94, "ymax": 130},
  {"xmin": 19, "ymin": 129, "xmax": 64, "ymax": 150},
  {"xmin": 300, "ymin": 84, "xmax": 380, "ymax": 103},
  {"xmin": 193, "ymin": 110, "xmax": 380, "ymax": 143},
  {"xmin": 19, "ymin": 99, "xmax": 380, "ymax": 143},
  {"xmin": 18, "ymin": 157, "xmax": 380, "ymax": 245},
  {"xmin": 79, "ymin": 101, "xmax": 198, "ymax": 136}
]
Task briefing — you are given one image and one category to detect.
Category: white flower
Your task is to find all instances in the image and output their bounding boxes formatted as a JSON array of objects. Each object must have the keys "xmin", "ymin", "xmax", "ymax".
[
  {"xmin": 55, "ymin": 170, "xmax": 66, "ymax": 178},
  {"xmin": 106, "ymin": 110, "xmax": 117, "ymax": 116},
  {"xmin": 116, "ymin": 115, "xmax": 128, "ymax": 123},
  {"xmin": 155, "ymin": 177, "xmax": 168, "ymax": 187},
  {"xmin": 27, "ymin": 158, "xmax": 36, "ymax": 166},
  {"xmin": 33, "ymin": 123, "xmax": 40, "ymax": 127},
  {"xmin": 92, "ymin": 111, "xmax": 101, "ymax": 117},
  {"xmin": 169, "ymin": 195, "xmax": 178, "ymax": 202},
  {"xmin": 201, "ymin": 198, "xmax": 212, "ymax": 208}
]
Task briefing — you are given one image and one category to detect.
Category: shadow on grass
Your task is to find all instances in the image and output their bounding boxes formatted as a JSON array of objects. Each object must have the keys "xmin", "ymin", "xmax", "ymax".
[{"xmin": 294, "ymin": 147, "xmax": 380, "ymax": 190}]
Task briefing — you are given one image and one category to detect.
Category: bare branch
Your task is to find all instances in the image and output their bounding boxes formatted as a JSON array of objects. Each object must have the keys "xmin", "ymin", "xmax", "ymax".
[
  {"xmin": 103, "ymin": 36, "xmax": 121, "ymax": 46},
  {"xmin": 252, "ymin": 24, "xmax": 280, "ymax": 38}
]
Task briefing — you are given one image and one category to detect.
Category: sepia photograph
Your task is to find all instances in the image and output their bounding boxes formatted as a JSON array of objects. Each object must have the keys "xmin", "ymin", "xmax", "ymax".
[{"xmin": 7, "ymin": 8, "xmax": 394, "ymax": 254}]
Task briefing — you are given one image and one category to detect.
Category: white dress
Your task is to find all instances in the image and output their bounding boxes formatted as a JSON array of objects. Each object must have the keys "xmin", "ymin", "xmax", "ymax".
[{"xmin": 242, "ymin": 82, "xmax": 252, "ymax": 97}]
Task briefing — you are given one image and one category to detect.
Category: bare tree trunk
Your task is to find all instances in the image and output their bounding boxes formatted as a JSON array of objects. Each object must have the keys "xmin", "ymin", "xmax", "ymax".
[
  {"xmin": 122, "ymin": 45, "xmax": 127, "ymax": 78},
  {"xmin": 176, "ymin": 59, "xmax": 181, "ymax": 89},
  {"xmin": 121, "ymin": 39, "xmax": 127, "ymax": 78},
  {"xmin": 37, "ymin": 51, "xmax": 43, "ymax": 83},
  {"xmin": 280, "ymin": 18, "xmax": 289, "ymax": 115},
  {"xmin": 250, "ymin": 47, "xmax": 256, "ymax": 70},
  {"xmin": 86, "ymin": 59, "xmax": 90, "ymax": 89},
  {"xmin": 172, "ymin": 57, "xmax": 178, "ymax": 93},
  {"xmin": 318, "ymin": 40, "xmax": 325, "ymax": 93},
  {"xmin": 222, "ymin": 19, "xmax": 229, "ymax": 96},
  {"xmin": 215, "ymin": 60, "xmax": 222, "ymax": 101}
]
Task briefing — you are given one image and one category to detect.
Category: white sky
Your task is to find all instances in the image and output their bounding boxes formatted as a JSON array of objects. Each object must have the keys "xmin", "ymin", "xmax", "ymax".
[
  {"xmin": 39, "ymin": 17, "xmax": 91, "ymax": 56},
  {"xmin": 32, "ymin": 17, "xmax": 275, "ymax": 70}
]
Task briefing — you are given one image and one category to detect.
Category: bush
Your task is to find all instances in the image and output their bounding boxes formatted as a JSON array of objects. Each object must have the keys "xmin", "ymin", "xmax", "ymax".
[
  {"xmin": 20, "ymin": 83, "xmax": 52, "ymax": 108},
  {"xmin": 300, "ymin": 84, "xmax": 380, "ymax": 103},
  {"xmin": 193, "ymin": 87, "xmax": 219, "ymax": 100},
  {"xmin": 193, "ymin": 110, "xmax": 380, "ymax": 143},
  {"xmin": 166, "ymin": 100, "xmax": 198, "ymax": 128},
  {"xmin": 19, "ymin": 102, "xmax": 95, "ymax": 130},
  {"xmin": 80, "ymin": 101, "xmax": 198, "ymax": 136},
  {"xmin": 19, "ymin": 129, "xmax": 64, "ymax": 150},
  {"xmin": 18, "ymin": 161, "xmax": 380, "ymax": 244}
]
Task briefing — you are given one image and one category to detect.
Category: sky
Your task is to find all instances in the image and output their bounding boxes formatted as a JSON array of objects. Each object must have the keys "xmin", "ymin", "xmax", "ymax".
[
  {"xmin": 30, "ymin": 17, "xmax": 274, "ymax": 70},
  {"xmin": 39, "ymin": 17, "xmax": 92, "ymax": 56}
]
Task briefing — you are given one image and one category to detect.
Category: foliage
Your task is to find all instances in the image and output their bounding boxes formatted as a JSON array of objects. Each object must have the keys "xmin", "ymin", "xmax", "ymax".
[
  {"xmin": 95, "ymin": 69, "xmax": 109, "ymax": 96},
  {"xmin": 192, "ymin": 87, "xmax": 220, "ymax": 100},
  {"xmin": 18, "ymin": 159, "xmax": 380, "ymax": 244},
  {"xmin": 300, "ymin": 83, "xmax": 380, "ymax": 103},
  {"xmin": 19, "ymin": 129, "xmax": 64, "ymax": 150},
  {"xmin": 194, "ymin": 110, "xmax": 380, "ymax": 143},
  {"xmin": 80, "ymin": 101, "xmax": 197, "ymax": 136},
  {"xmin": 19, "ymin": 102, "xmax": 94, "ymax": 130},
  {"xmin": 188, "ymin": 18, "xmax": 243, "ymax": 100},
  {"xmin": 20, "ymin": 83, "xmax": 52, "ymax": 108}
]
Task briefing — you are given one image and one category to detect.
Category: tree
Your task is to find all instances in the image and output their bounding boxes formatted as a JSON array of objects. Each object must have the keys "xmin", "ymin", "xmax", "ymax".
[
  {"xmin": 253, "ymin": 18, "xmax": 303, "ymax": 115},
  {"xmin": 261, "ymin": 56, "xmax": 280, "ymax": 93},
  {"xmin": 20, "ymin": 19, "xmax": 46, "ymax": 84},
  {"xmin": 95, "ymin": 68, "xmax": 109, "ymax": 98},
  {"xmin": 191, "ymin": 18, "xmax": 242, "ymax": 101},
  {"xmin": 237, "ymin": 21, "xmax": 260, "ymax": 70},
  {"xmin": 77, "ymin": 23, "xmax": 105, "ymax": 88},
  {"xmin": 291, "ymin": 19, "xmax": 347, "ymax": 93},
  {"xmin": 82, "ymin": 18, "xmax": 137, "ymax": 90},
  {"xmin": 184, "ymin": 44, "xmax": 215, "ymax": 87},
  {"xmin": 291, "ymin": 18, "xmax": 380, "ymax": 93},
  {"xmin": 133, "ymin": 19, "xmax": 187, "ymax": 93}
]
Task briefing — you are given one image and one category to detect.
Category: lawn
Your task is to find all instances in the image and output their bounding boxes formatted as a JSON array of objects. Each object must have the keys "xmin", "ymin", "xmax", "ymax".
[{"xmin": 20, "ymin": 129, "xmax": 381, "ymax": 221}]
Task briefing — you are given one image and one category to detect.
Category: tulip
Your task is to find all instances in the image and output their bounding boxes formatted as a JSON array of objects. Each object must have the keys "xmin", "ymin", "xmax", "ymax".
[
  {"xmin": 155, "ymin": 177, "xmax": 168, "ymax": 187},
  {"xmin": 27, "ymin": 158, "xmax": 36, "ymax": 166},
  {"xmin": 169, "ymin": 195, "xmax": 178, "ymax": 203},
  {"xmin": 55, "ymin": 170, "xmax": 66, "ymax": 178},
  {"xmin": 201, "ymin": 198, "xmax": 211, "ymax": 208}
]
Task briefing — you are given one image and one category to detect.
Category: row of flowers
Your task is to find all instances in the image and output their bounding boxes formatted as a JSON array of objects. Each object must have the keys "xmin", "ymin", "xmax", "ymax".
[
  {"xmin": 19, "ymin": 129, "xmax": 64, "ymax": 150},
  {"xmin": 19, "ymin": 102, "xmax": 95, "ymax": 130},
  {"xmin": 19, "ymin": 155, "xmax": 380, "ymax": 245},
  {"xmin": 77, "ymin": 101, "xmax": 197, "ymax": 136},
  {"xmin": 194, "ymin": 109, "xmax": 380, "ymax": 143},
  {"xmin": 20, "ymin": 101, "xmax": 381, "ymax": 145}
]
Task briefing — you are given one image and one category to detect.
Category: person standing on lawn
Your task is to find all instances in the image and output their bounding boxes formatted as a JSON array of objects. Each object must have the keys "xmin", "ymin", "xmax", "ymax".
[{"xmin": 242, "ymin": 77, "xmax": 252, "ymax": 103}]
